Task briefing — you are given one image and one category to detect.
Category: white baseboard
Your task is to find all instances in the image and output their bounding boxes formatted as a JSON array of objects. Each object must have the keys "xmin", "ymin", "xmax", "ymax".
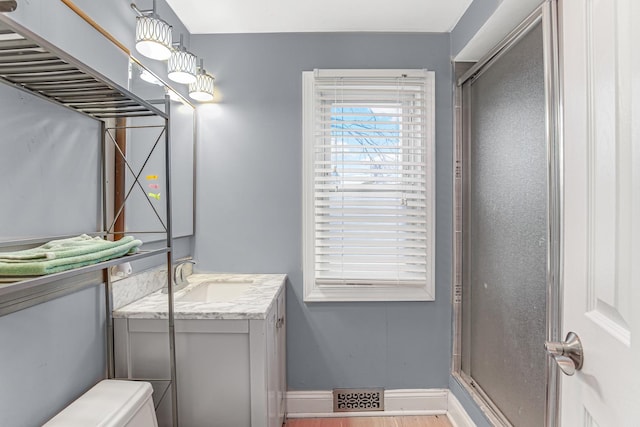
[
  {"xmin": 286, "ymin": 391, "xmax": 334, "ymax": 417},
  {"xmin": 447, "ymin": 392, "xmax": 476, "ymax": 427},
  {"xmin": 286, "ymin": 388, "xmax": 471, "ymax": 420}
]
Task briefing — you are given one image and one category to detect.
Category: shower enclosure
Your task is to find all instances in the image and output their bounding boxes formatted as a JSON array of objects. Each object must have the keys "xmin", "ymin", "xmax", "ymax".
[{"xmin": 452, "ymin": 3, "xmax": 561, "ymax": 426}]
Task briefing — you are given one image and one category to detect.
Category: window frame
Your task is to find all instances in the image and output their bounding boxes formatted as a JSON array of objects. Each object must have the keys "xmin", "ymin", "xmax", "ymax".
[{"xmin": 302, "ymin": 69, "xmax": 436, "ymax": 302}]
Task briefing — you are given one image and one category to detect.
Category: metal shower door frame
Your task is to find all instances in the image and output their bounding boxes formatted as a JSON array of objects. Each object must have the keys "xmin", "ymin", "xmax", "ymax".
[{"xmin": 451, "ymin": 1, "xmax": 563, "ymax": 426}]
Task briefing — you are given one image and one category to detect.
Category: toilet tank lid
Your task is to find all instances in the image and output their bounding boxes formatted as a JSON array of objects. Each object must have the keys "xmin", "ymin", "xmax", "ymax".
[{"xmin": 44, "ymin": 380, "xmax": 154, "ymax": 427}]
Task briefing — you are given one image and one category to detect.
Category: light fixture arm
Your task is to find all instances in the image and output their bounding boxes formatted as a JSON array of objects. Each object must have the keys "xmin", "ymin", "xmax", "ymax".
[
  {"xmin": 172, "ymin": 34, "xmax": 186, "ymax": 50},
  {"xmin": 130, "ymin": 3, "xmax": 147, "ymax": 17},
  {"xmin": 130, "ymin": 2, "xmax": 156, "ymax": 17}
]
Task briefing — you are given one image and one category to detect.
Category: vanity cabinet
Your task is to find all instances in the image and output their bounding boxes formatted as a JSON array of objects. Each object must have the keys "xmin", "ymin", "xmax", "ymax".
[
  {"xmin": 252, "ymin": 287, "xmax": 286, "ymax": 427},
  {"xmin": 113, "ymin": 285, "xmax": 286, "ymax": 427}
]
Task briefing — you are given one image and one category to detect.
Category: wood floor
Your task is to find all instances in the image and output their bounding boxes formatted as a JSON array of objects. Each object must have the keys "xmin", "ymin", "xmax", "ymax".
[{"xmin": 285, "ymin": 415, "xmax": 452, "ymax": 427}]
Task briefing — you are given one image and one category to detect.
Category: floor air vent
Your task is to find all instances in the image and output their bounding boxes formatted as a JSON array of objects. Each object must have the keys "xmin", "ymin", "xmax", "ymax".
[{"xmin": 332, "ymin": 388, "xmax": 384, "ymax": 412}]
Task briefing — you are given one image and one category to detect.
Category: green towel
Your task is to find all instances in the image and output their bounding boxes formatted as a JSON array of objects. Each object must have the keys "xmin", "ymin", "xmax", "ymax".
[
  {"xmin": 0, "ymin": 236, "xmax": 142, "ymax": 276},
  {"xmin": 0, "ymin": 234, "xmax": 130, "ymax": 262}
]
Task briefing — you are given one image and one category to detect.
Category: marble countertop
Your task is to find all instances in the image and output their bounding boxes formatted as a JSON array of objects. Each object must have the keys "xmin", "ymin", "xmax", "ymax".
[{"xmin": 113, "ymin": 273, "xmax": 286, "ymax": 320}]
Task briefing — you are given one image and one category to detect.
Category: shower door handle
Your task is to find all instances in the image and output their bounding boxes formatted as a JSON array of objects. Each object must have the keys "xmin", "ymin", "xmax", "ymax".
[{"xmin": 545, "ymin": 332, "xmax": 584, "ymax": 376}]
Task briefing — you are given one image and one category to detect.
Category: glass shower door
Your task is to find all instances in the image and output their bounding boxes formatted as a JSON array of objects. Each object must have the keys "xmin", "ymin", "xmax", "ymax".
[{"xmin": 456, "ymin": 15, "xmax": 555, "ymax": 427}]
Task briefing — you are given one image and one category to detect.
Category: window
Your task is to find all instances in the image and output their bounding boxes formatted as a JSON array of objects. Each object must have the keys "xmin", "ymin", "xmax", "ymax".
[{"xmin": 302, "ymin": 69, "xmax": 435, "ymax": 302}]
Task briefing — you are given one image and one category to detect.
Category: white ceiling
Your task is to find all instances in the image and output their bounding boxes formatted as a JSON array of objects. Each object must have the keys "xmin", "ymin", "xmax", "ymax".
[{"xmin": 165, "ymin": 0, "xmax": 473, "ymax": 34}]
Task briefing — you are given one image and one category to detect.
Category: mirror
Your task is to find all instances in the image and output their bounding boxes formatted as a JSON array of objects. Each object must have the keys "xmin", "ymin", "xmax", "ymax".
[{"xmin": 110, "ymin": 60, "xmax": 195, "ymax": 243}]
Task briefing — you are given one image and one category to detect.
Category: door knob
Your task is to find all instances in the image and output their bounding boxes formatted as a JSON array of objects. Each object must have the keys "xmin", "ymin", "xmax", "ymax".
[{"xmin": 545, "ymin": 332, "xmax": 584, "ymax": 376}]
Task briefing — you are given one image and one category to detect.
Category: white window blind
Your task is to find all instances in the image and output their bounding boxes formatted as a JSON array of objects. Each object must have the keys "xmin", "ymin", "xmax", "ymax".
[{"xmin": 303, "ymin": 69, "xmax": 435, "ymax": 301}]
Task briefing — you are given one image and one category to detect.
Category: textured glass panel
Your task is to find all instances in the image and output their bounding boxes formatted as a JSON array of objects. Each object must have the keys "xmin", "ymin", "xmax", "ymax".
[{"xmin": 462, "ymin": 22, "xmax": 547, "ymax": 427}]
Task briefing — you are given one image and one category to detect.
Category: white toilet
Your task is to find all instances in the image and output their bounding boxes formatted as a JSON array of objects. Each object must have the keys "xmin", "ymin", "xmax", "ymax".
[{"xmin": 44, "ymin": 380, "xmax": 159, "ymax": 427}]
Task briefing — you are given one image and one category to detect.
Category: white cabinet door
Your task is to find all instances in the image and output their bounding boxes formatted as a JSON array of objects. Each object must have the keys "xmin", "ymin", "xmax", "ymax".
[
  {"xmin": 277, "ymin": 290, "xmax": 286, "ymax": 426},
  {"xmin": 266, "ymin": 298, "xmax": 279, "ymax": 427},
  {"xmin": 560, "ymin": 0, "xmax": 640, "ymax": 425},
  {"xmin": 269, "ymin": 288, "xmax": 286, "ymax": 427}
]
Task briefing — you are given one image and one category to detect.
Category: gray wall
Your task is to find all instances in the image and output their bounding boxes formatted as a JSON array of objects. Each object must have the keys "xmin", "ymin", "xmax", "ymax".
[
  {"xmin": 191, "ymin": 33, "xmax": 453, "ymax": 390},
  {"xmin": 0, "ymin": 285, "xmax": 105, "ymax": 427},
  {"xmin": 0, "ymin": 84, "xmax": 101, "ymax": 241}
]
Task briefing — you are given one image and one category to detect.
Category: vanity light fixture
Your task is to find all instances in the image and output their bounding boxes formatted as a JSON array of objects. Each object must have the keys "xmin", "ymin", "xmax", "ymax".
[
  {"xmin": 132, "ymin": 0, "xmax": 172, "ymax": 61},
  {"xmin": 189, "ymin": 59, "xmax": 215, "ymax": 102},
  {"xmin": 168, "ymin": 34, "xmax": 197, "ymax": 84}
]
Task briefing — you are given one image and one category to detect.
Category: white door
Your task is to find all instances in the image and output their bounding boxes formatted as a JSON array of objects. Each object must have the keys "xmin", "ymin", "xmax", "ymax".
[{"xmin": 560, "ymin": 0, "xmax": 640, "ymax": 425}]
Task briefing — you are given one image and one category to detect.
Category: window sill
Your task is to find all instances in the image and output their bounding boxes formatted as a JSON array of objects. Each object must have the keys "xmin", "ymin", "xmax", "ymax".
[{"xmin": 303, "ymin": 283, "xmax": 435, "ymax": 303}]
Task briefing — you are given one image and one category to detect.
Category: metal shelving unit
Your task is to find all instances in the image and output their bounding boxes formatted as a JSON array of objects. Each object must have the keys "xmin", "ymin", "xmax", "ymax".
[{"xmin": 0, "ymin": 15, "xmax": 179, "ymax": 427}]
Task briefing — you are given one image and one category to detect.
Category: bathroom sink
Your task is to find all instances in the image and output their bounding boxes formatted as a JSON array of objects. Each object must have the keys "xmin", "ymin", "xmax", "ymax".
[{"xmin": 178, "ymin": 281, "xmax": 253, "ymax": 303}]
